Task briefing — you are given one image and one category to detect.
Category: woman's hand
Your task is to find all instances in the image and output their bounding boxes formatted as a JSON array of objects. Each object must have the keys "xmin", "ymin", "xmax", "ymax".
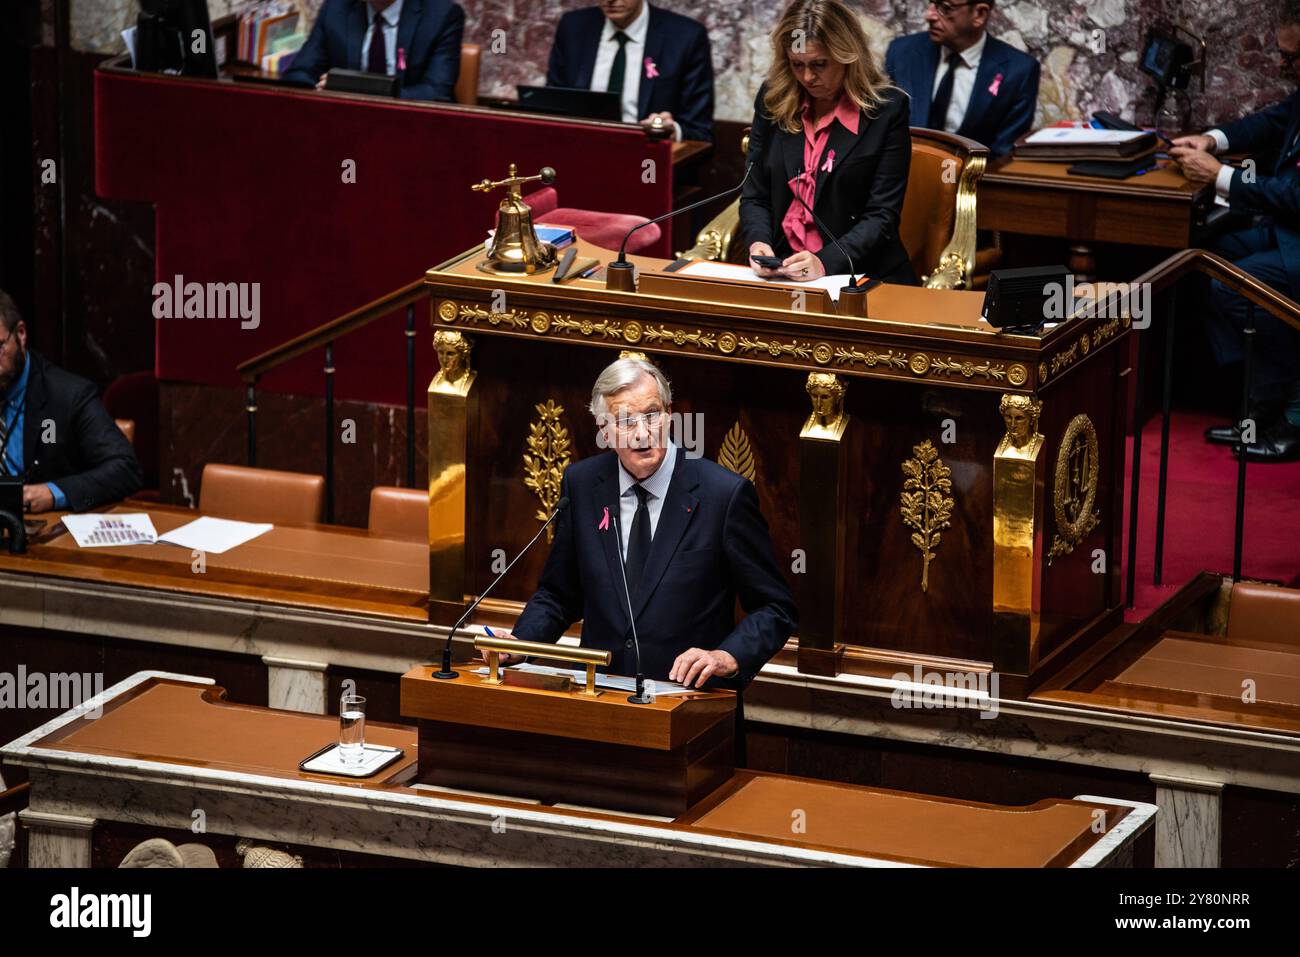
[
  {"xmin": 749, "ymin": 242, "xmax": 782, "ymax": 278},
  {"xmin": 779, "ymin": 250, "xmax": 826, "ymax": 281}
]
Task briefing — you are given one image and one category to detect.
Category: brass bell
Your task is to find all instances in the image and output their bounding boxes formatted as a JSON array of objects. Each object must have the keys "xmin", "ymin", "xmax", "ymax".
[{"xmin": 472, "ymin": 164, "xmax": 559, "ymax": 275}]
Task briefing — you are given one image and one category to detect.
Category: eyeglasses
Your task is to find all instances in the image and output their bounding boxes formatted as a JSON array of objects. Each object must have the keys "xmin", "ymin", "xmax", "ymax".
[
  {"xmin": 928, "ymin": 1, "xmax": 975, "ymax": 17},
  {"xmin": 608, "ymin": 410, "xmax": 665, "ymax": 433},
  {"xmin": 0, "ymin": 328, "xmax": 15, "ymax": 354}
]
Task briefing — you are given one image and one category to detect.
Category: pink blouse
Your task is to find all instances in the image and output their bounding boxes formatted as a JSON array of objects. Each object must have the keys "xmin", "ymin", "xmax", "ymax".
[{"xmin": 780, "ymin": 92, "xmax": 861, "ymax": 254}]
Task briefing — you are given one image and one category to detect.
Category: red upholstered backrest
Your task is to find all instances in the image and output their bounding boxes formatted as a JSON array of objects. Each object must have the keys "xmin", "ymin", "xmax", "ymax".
[{"xmin": 94, "ymin": 68, "xmax": 676, "ymax": 404}]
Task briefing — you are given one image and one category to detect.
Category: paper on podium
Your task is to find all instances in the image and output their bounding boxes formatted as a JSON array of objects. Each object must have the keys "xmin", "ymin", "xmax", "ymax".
[
  {"xmin": 675, "ymin": 260, "xmax": 861, "ymax": 301},
  {"xmin": 475, "ymin": 662, "xmax": 696, "ymax": 696},
  {"xmin": 158, "ymin": 516, "xmax": 273, "ymax": 554},
  {"xmin": 62, "ymin": 513, "xmax": 158, "ymax": 548}
]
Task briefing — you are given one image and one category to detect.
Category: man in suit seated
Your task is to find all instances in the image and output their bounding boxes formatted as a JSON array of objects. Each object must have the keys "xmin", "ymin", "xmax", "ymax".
[
  {"xmin": 1171, "ymin": 0, "xmax": 1300, "ymax": 462},
  {"xmin": 885, "ymin": 1, "xmax": 1039, "ymax": 159},
  {"xmin": 499, "ymin": 356, "xmax": 796, "ymax": 687},
  {"xmin": 283, "ymin": 0, "xmax": 464, "ymax": 102},
  {"xmin": 546, "ymin": 0, "xmax": 715, "ymax": 142},
  {"xmin": 0, "ymin": 290, "xmax": 143, "ymax": 513}
]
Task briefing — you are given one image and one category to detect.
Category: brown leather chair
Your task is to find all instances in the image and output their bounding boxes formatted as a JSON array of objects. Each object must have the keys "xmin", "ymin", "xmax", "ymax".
[
  {"xmin": 367, "ymin": 486, "xmax": 426, "ymax": 540},
  {"xmin": 115, "ymin": 418, "xmax": 136, "ymax": 446},
  {"xmin": 454, "ymin": 43, "xmax": 480, "ymax": 105},
  {"xmin": 686, "ymin": 127, "xmax": 990, "ymax": 288},
  {"xmin": 199, "ymin": 463, "xmax": 325, "ymax": 526},
  {"xmin": 1226, "ymin": 582, "xmax": 1300, "ymax": 644}
]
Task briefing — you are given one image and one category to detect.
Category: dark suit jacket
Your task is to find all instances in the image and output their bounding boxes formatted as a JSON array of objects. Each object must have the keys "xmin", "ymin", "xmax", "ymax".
[
  {"xmin": 511, "ymin": 447, "xmax": 797, "ymax": 684},
  {"xmin": 19, "ymin": 352, "xmax": 143, "ymax": 511},
  {"xmin": 545, "ymin": 4, "xmax": 714, "ymax": 142},
  {"xmin": 282, "ymin": 0, "xmax": 464, "ymax": 102},
  {"xmin": 886, "ymin": 32, "xmax": 1040, "ymax": 159},
  {"xmin": 1220, "ymin": 88, "xmax": 1300, "ymax": 294},
  {"xmin": 739, "ymin": 84, "xmax": 917, "ymax": 284}
]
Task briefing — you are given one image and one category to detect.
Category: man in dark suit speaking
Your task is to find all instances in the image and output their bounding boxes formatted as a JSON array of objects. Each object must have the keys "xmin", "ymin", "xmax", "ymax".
[
  {"xmin": 283, "ymin": 0, "xmax": 465, "ymax": 102},
  {"xmin": 502, "ymin": 357, "xmax": 796, "ymax": 688},
  {"xmin": 0, "ymin": 290, "xmax": 142, "ymax": 513},
  {"xmin": 546, "ymin": 0, "xmax": 715, "ymax": 142},
  {"xmin": 886, "ymin": 1, "xmax": 1039, "ymax": 159}
]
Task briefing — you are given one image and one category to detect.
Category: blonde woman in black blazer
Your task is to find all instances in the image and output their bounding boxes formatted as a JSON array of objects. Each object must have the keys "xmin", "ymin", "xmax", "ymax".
[{"xmin": 740, "ymin": 0, "xmax": 916, "ymax": 285}]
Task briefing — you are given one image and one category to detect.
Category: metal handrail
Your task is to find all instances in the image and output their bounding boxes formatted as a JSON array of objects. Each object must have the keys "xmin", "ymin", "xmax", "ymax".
[{"xmin": 1124, "ymin": 248, "xmax": 1300, "ymax": 608}]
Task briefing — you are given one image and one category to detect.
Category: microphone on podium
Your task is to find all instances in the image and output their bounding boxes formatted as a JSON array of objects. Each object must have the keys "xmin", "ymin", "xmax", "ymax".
[
  {"xmin": 433, "ymin": 496, "xmax": 569, "ymax": 680},
  {"xmin": 606, "ymin": 163, "xmax": 755, "ymax": 291}
]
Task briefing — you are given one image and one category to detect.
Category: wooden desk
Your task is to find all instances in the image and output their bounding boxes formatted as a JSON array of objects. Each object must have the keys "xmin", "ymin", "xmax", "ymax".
[
  {"xmin": 2, "ymin": 671, "xmax": 1153, "ymax": 867},
  {"xmin": 1, "ymin": 503, "xmax": 428, "ymax": 620},
  {"xmin": 979, "ymin": 157, "xmax": 1212, "ymax": 274}
]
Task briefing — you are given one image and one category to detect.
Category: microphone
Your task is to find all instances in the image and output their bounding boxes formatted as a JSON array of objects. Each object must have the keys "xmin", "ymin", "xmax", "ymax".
[
  {"xmin": 610, "ymin": 506, "xmax": 652, "ymax": 704},
  {"xmin": 432, "ymin": 496, "xmax": 569, "ymax": 680},
  {"xmin": 606, "ymin": 163, "xmax": 755, "ymax": 290},
  {"xmin": 785, "ymin": 167, "xmax": 867, "ymax": 316}
]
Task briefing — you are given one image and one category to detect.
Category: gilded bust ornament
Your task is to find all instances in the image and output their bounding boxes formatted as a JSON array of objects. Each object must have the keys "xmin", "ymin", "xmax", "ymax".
[
  {"xmin": 996, "ymin": 394, "xmax": 1045, "ymax": 458},
  {"xmin": 431, "ymin": 330, "xmax": 475, "ymax": 396},
  {"xmin": 800, "ymin": 372, "xmax": 849, "ymax": 441}
]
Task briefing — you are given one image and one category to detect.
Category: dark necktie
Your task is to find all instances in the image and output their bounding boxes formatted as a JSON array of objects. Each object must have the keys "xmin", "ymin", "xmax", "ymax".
[
  {"xmin": 625, "ymin": 484, "xmax": 652, "ymax": 596},
  {"xmin": 0, "ymin": 407, "xmax": 14, "ymax": 477},
  {"xmin": 929, "ymin": 51, "xmax": 965, "ymax": 130},
  {"xmin": 367, "ymin": 15, "xmax": 388, "ymax": 74},
  {"xmin": 606, "ymin": 31, "xmax": 630, "ymax": 95}
]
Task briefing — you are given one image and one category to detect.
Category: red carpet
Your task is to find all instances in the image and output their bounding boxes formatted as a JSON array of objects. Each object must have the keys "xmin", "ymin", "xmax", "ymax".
[{"xmin": 1122, "ymin": 410, "xmax": 1300, "ymax": 621}]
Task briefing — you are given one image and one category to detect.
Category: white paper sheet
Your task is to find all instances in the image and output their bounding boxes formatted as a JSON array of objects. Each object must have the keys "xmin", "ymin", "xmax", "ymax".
[
  {"xmin": 474, "ymin": 662, "xmax": 697, "ymax": 696},
  {"xmin": 676, "ymin": 260, "xmax": 859, "ymax": 301},
  {"xmin": 62, "ymin": 513, "xmax": 158, "ymax": 548},
  {"xmin": 1024, "ymin": 128, "xmax": 1146, "ymax": 145},
  {"xmin": 157, "ymin": 516, "xmax": 273, "ymax": 554}
]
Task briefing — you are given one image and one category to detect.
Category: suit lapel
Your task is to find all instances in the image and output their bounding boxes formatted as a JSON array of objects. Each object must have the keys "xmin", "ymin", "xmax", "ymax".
[
  {"xmin": 959, "ymin": 40, "xmax": 1008, "ymax": 138},
  {"xmin": 576, "ymin": 15, "xmax": 602, "ymax": 88},
  {"xmin": 21, "ymin": 354, "xmax": 46, "ymax": 475},
  {"xmin": 782, "ymin": 124, "xmax": 804, "ymax": 183},
  {"xmin": 595, "ymin": 456, "xmax": 630, "ymax": 632},
  {"xmin": 346, "ymin": 0, "xmax": 368, "ymax": 71},
  {"xmin": 813, "ymin": 111, "xmax": 867, "ymax": 205},
  {"xmin": 915, "ymin": 38, "xmax": 941, "ymax": 125},
  {"xmin": 632, "ymin": 448, "xmax": 699, "ymax": 619},
  {"xmin": 1278, "ymin": 95, "xmax": 1300, "ymax": 173},
  {"xmin": 396, "ymin": 0, "xmax": 423, "ymax": 75},
  {"xmin": 637, "ymin": 8, "xmax": 663, "ymax": 121}
]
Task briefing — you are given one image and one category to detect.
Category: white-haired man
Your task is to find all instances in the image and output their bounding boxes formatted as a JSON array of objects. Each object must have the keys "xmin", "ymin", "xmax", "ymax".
[{"xmin": 501, "ymin": 356, "xmax": 796, "ymax": 688}]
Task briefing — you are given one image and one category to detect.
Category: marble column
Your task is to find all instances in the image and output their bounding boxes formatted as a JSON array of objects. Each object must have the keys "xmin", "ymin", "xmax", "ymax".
[
  {"xmin": 262, "ymin": 656, "xmax": 329, "ymax": 714},
  {"xmin": 20, "ymin": 810, "xmax": 96, "ymax": 868},
  {"xmin": 1150, "ymin": 773, "xmax": 1223, "ymax": 868}
]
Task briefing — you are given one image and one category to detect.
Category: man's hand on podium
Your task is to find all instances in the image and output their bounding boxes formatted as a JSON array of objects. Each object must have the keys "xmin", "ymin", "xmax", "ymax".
[
  {"xmin": 480, "ymin": 631, "xmax": 527, "ymax": 667},
  {"xmin": 670, "ymin": 648, "xmax": 739, "ymax": 689}
]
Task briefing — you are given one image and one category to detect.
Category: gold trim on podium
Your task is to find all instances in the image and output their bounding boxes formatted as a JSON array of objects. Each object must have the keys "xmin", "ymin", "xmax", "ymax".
[
  {"xmin": 428, "ymin": 330, "xmax": 476, "ymax": 616},
  {"xmin": 797, "ymin": 373, "xmax": 849, "ymax": 676},
  {"xmin": 474, "ymin": 636, "xmax": 612, "ymax": 697},
  {"xmin": 992, "ymin": 395, "xmax": 1045, "ymax": 676}
]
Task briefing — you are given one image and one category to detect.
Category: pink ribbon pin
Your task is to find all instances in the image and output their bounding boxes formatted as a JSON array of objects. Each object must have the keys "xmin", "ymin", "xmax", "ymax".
[
  {"xmin": 397, "ymin": 47, "xmax": 407, "ymax": 71},
  {"xmin": 988, "ymin": 73, "xmax": 1003, "ymax": 97},
  {"xmin": 598, "ymin": 507, "xmax": 610, "ymax": 530},
  {"xmin": 821, "ymin": 148, "xmax": 836, "ymax": 173},
  {"xmin": 644, "ymin": 57, "xmax": 659, "ymax": 79}
]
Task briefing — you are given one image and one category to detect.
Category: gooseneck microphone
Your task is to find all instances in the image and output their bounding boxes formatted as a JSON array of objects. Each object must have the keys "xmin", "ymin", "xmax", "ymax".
[
  {"xmin": 606, "ymin": 163, "xmax": 755, "ymax": 290},
  {"xmin": 610, "ymin": 507, "xmax": 651, "ymax": 705},
  {"xmin": 433, "ymin": 496, "xmax": 569, "ymax": 680},
  {"xmin": 785, "ymin": 168, "xmax": 867, "ymax": 316}
]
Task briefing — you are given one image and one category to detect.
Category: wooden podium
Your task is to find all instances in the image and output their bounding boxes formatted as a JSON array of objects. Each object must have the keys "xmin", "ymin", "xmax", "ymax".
[
  {"xmin": 400, "ymin": 651, "xmax": 735, "ymax": 817},
  {"xmin": 422, "ymin": 238, "xmax": 1133, "ymax": 696}
]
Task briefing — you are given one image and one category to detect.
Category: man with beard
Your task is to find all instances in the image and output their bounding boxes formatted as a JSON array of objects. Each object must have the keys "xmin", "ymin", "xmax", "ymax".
[{"xmin": 0, "ymin": 290, "xmax": 142, "ymax": 513}]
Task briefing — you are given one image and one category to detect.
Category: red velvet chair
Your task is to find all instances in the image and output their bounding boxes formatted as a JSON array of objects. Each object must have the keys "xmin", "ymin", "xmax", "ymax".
[{"xmin": 524, "ymin": 186, "xmax": 662, "ymax": 253}]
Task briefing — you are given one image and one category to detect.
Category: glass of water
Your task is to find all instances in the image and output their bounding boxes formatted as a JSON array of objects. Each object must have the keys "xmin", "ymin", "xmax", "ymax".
[{"xmin": 338, "ymin": 694, "xmax": 366, "ymax": 766}]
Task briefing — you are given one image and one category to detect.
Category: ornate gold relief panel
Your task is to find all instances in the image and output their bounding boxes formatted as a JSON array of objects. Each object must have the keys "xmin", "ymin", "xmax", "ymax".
[{"xmin": 1048, "ymin": 413, "xmax": 1100, "ymax": 564}]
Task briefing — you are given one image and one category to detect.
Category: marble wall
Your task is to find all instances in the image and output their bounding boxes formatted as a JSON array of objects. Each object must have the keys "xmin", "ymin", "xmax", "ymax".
[{"xmin": 65, "ymin": 1, "xmax": 1297, "ymax": 128}]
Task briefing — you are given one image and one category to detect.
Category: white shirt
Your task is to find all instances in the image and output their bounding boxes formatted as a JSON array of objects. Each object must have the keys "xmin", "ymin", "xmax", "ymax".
[
  {"xmin": 616, "ymin": 437, "xmax": 677, "ymax": 560},
  {"xmin": 361, "ymin": 0, "xmax": 404, "ymax": 75},
  {"xmin": 591, "ymin": 1, "xmax": 649, "ymax": 125},
  {"xmin": 930, "ymin": 31, "xmax": 987, "ymax": 134}
]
